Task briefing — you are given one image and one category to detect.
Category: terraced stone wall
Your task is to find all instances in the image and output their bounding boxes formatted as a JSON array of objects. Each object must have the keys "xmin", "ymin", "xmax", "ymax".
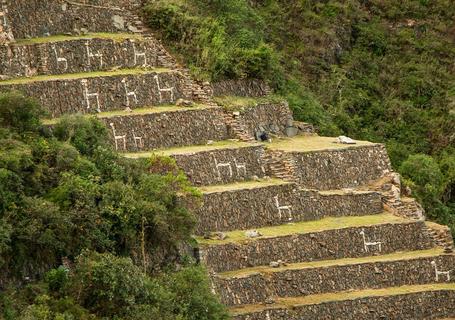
[
  {"xmin": 240, "ymin": 102, "xmax": 293, "ymax": 138},
  {"xmin": 7, "ymin": 0, "xmax": 141, "ymax": 39},
  {"xmin": 232, "ymin": 290, "xmax": 455, "ymax": 320},
  {"xmin": 0, "ymin": 1, "xmax": 13, "ymax": 44},
  {"xmin": 100, "ymin": 107, "xmax": 229, "ymax": 151},
  {"xmin": 1, "ymin": 71, "xmax": 190, "ymax": 117},
  {"xmin": 212, "ymin": 79, "xmax": 271, "ymax": 97},
  {"xmin": 172, "ymin": 145, "xmax": 266, "ymax": 186},
  {"xmin": 292, "ymin": 144, "xmax": 392, "ymax": 190},
  {"xmin": 0, "ymin": 37, "xmax": 177, "ymax": 78},
  {"xmin": 195, "ymin": 185, "xmax": 383, "ymax": 234},
  {"xmin": 199, "ymin": 221, "xmax": 434, "ymax": 272},
  {"xmin": 215, "ymin": 255, "xmax": 455, "ymax": 306}
]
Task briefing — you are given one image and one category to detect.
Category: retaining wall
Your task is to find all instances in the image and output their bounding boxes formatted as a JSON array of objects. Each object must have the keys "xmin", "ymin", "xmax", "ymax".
[
  {"xmin": 172, "ymin": 145, "xmax": 266, "ymax": 186},
  {"xmin": 199, "ymin": 221, "xmax": 434, "ymax": 273},
  {"xmin": 241, "ymin": 102, "xmax": 293, "ymax": 138},
  {"xmin": 0, "ymin": 71, "xmax": 190, "ymax": 117},
  {"xmin": 6, "ymin": 0, "xmax": 141, "ymax": 39},
  {"xmin": 232, "ymin": 290, "xmax": 455, "ymax": 320},
  {"xmin": 211, "ymin": 79, "xmax": 271, "ymax": 97},
  {"xmin": 291, "ymin": 144, "xmax": 392, "ymax": 190},
  {"xmin": 101, "ymin": 107, "xmax": 229, "ymax": 151},
  {"xmin": 195, "ymin": 184, "xmax": 383, "ymax": 234},
  {"xmin": 0, "ymin": 36, "xmax": 176, "ymax": 78},
  {"xmin": 216, "ymin": 255, "xmax": 455, "ymax": 306}
]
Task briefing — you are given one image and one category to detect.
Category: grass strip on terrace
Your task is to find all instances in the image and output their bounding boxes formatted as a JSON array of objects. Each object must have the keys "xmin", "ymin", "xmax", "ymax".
[
  {"xmin": 230, "ymin": 283, "xmax": 455, "ymax": 315},
  {"xmin": 267, "ymin": 135, "xmax": 376, "ymax": 153},
  {"xmin": 196, "ymin": 213, "xmax": 406, "ymax": 245},
  {"xmin": 198, "ymin": 178, "xmax": 289, "ymax": 194},
  {"xmin": 13, "ymin": 32, "xmax": 144, "ymax": 45},
  {"xmin": 219, "ymin": 248, "xmax": 445, "ymax": 278},
  {"xmin": 0, "ymin": 67, "xmax": 170, "ymax": 86},
  {"xmin": 125, "ymin": 140, "xmax": 261, "ymax": 158},
  {"xmin": 41, "ymin": 104, "xmax": 209, "ymax": 126},
  {"xmin": 214, "ymin": 94, "xmax": 284, "ymax": 112},
  {"xmin": 196, "ymin": 213, "xmax": 410, "ymax": 245}
]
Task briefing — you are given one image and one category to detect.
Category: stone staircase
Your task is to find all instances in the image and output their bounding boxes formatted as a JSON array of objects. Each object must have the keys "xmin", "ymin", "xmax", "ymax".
[{"xmin": 1, "ymin": 1, "xmax": 454, "ymax": 319}]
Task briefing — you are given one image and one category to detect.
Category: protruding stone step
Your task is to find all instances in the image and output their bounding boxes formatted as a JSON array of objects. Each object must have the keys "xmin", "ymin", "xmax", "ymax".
[
  {"xmin": 1, "ymin": 34, "xmax": 177, "ymax": 78},
  {"xmin": 197, "ymin": 215, "xmax": 435, "ymax": 273},
  {"xmin": 267, "ymin": 136, "xmax": 392, "ymax": 190},
  {"xmin": 0, "ymin": 68, "xmax": 191, "ymax": 117},
  {"xmin": 6, "ymin": 0, "xmax": 144, "ymax": 40},
  {"xmin": 195, "ymin": 180, "xmax": 383, "ymax": 235},
  {"xmin": 230, "ymin": 283, "xmax": 455, "ymax": 320},
  {"xmin": 127, "ymin": 140, "xmax": 267, "ymax": 186},
  {"xmin": 214, "ymin": 249, "xmax": 455, "ymax": 307}
]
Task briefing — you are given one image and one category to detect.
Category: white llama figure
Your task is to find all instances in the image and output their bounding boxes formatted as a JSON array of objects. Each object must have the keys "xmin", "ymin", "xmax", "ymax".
[
  {"xmin": 213, "ymin": 157, "xmax": 233, "ymax": 180},
  {"xmin": 274, "ymin": 195, "xmax": 292, "ymax": 221},
  {"xmin": 154, "ymin": 75, "xmax": 175, "ymax": 103},
  {"xmin": 121, "ymin": 78, "xmax": 138, "ymax": 107},
  {"xmin": 132, "ymin": 42, "xmax": 147, "ymax": 67},
  {"xmin": 431, "ymin": 261, "xmax": 452, "ymax": 282},
  {"xmin": 359, "ymin": 229, "xmax": 382, "ymax": 253},
  {"xmin": 52, "ymin": 45, "xmax": 68, "ymax": 71},
  {"xmin": 85, "ymin": 41, "xmax": 104, "ymax": 67},
  {"xmin": 234, "ymin": 159, "xmax": 247, "ymax": 176},
  {"xmin": 265, "ymin": 311, "xmax": 271, "ymax": 320},
  {"xmin": 81, "ymin": 79, "xmax": 101, "ymax": 112},
  {"xmin": 109, "ymin": 123, "xmax": 127, "ymax": 151},
  {"xmin": 132, "ymin": 129, "xmax": 144, "ymax": 150}
]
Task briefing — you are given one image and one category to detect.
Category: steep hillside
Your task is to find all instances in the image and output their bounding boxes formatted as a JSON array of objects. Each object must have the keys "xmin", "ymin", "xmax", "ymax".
[{"xmin": 145, "ymin": 0, "xmax": 455, "ymax": 235}]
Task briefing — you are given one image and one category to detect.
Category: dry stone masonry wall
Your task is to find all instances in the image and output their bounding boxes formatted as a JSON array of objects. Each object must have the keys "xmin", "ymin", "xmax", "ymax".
[
  {"xmin": 211, "ymin": 79, "xmax": 271, "ymax": 97},
  {"xmin": 0, "ymin": 36, "xmax": 177, "ymax": 78},
  {"xmin": 232, "ymin": 290, "xmax": 455, "ymax": 320},
  {"xmin": 291, "ymin": 144, "xmax": 392, "ymax": 190},
  {"xmin": 100, "ymin": 107, "xmax": 229, "ymax": 152},
  {"xmin": 6, "ymin": 0, "xmax": 142, "ymax": 39},
  {"xmin": 1, "ymin": 71, "xmax": 189, "ymax": 117},
  {"xmin": 195, "ymin": 184, "xmax": 383, "ymax": 234},
  {"xmin": 240, "ymin": 102, "xmax": 293, "ymax": 138},
  {"xmin": 215, "ymin": 255, "xmax": 455, "ymax": 306},
  {"xmin": 199, "ymin": 221, "xmax": 434, "ymax": 273},
  {"xmin": 172, "ymin": 145, "xmax": 266, "ymax": 186}
]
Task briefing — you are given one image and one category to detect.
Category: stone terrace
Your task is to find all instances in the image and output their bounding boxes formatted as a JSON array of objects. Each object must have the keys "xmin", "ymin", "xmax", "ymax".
[{"xmin": 1, "ymin": 1, "xmax": 454, "ymax": 319}]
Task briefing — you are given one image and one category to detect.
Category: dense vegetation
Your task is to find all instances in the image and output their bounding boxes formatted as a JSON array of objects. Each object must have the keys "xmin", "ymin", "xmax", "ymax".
[
  {"xmin": 144, "ymin": 0, "xmax": 455, "ymax": 235},
  {"xmin": 0, "ymin": 92, "xmax": 228, "ymax": 319}
]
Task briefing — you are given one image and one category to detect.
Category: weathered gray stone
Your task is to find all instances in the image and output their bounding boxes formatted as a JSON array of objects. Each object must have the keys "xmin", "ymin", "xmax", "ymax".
[
  {"xmin": 215, "ymin": 254, "xmax": 455, "ymax": 306},
  {"xmin": 171, "ymin": 145, "xmax": 266, "ymax": 186},
  {"xmin": 195, "ymin": 183, "xmax": 383, "ymax": 234},
  {"xmin": 6, "ymin": 0, "xmax": 143, "ymax": 39},
  {"xmin": 232, "ymin": 290, "xmax": 455, "ymax": 320},
  {"xmin": 211, "ymin": 79, "xmax": 271, "ymax": 97},
  {"xmin": 100, "ymin": 107, "xmax": 229, "ymax": 151},
  {"xmin": 289, "ymin": 144, "xmax": 392, "ymax": 190},
  {"xmin": 199, "ymin": 221, "xmax": 434, "ymax": 273},
  {"xmin": 0, "ymin": 36, "xmax": 177, "ymax": 78},
  {"xmin": 0, "ymin": 71, "xmax": 190, "ymax": 118}
]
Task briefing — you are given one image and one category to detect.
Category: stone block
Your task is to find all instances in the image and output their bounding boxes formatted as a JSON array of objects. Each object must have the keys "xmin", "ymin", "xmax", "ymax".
[
  {"xmin": 195, "ymin": 183, "xmax": 383, "ymax": 234},
  {"xmin": 172, "ymin": 145, "xmax": 267, "ymax": 186},
  {"xmin": 199, "ymin": 221, "xmax": 434, "ymax": 273},
  {"xmin": 101, "ymin": 107, "xmax": 229, "ymax": 151},
  {"xmin": 6, "ymin": 0, "xmax": 142, "ymax": 39},
  {"xmin": 291, "ymin": 144, "xmax": 392, "ymax": 190},
  {"xmin": 0, "ymin": 70, "xmax": 190, "ymax": 117},
  {"xmin": 0, "ymin": 36, "xmax": 177, "ymax": 78},
  {"xmin": 232, "ymin": 289, "xmax": 455, "ymax": 320},
  {"xmin": 215, "ymin": 254, "xmax": 455, "ymax": 306}
]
